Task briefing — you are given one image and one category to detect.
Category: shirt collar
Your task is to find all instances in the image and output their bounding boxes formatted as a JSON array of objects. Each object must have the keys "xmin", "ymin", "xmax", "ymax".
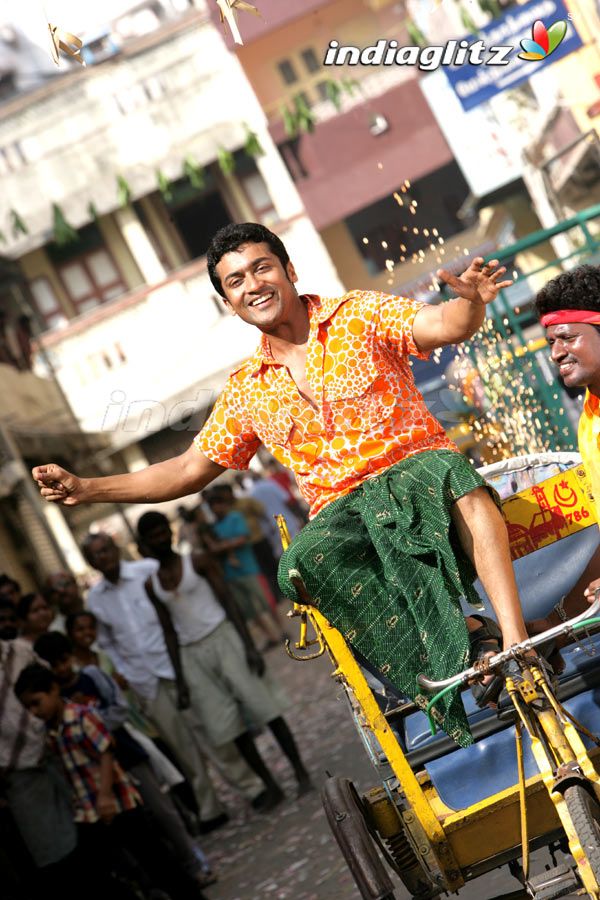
[
  {"xmin": 584, "ymin": 389, "xmax": 600, "ymax": 418},
  {"xmin": 246, "ymin": 293, "xmax": 348, "ymax": 376},
  {"xmin": 98, "ymin": 560, "xmax": 144, "ymax": 589},
  {"xmin": 50, "ymin": 702, "xmax": 77, "ymax": 737}
]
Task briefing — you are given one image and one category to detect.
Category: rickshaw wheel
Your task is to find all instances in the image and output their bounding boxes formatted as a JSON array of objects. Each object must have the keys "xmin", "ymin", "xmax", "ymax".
[
  {"xmin": 563, "ymin": 785, "xmax": 600, "ymax": 883},
  {"xmin": 322, "ymin": 776, "xmax": 397, "ymax": 899}
]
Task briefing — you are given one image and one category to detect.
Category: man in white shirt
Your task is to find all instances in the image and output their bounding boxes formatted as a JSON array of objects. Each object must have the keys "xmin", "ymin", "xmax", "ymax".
[
  {"xmin": 138, "ymin": 510, "xmax": 312, "ymax": 804},
  {"xmin": 84, "ymin": 533, "xmax": 265, "ymax": 824}
]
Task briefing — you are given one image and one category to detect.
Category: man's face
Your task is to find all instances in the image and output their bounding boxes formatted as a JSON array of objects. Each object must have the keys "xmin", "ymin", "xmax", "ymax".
[
  {"xmin": 208, "ymin": 497, "xmax": 230, "ymax": 521},
  {"xmin": 23, "ymin": 596, "xmax": 53, "ymax": 635},
  {"xmin": 546, "ymin": 323, "xmax": 600, "ymax": 389},
  {"xmin": 0, "ymin": 606, "xmax": 18, "ymax": 640},
  {"xmin": 46, "ymin": 573, "xmax": 80, "ymax": 615},
  {"xmin": 52, "ymin": 653, "xmax": 75, "ymax": 685},
  {"xmin": 70, "ymin": 615, "xmax": 96, "ymax": 651},
  {"xmin": 86, "ymin": 536, "xmax": 120, "ymax": 577},
  {"xmin": 0, "ymin": 582, "xmax": 20, "ymax": 607},
  {"xmin": 216, "ymin": 241, "xmax": 299, "ymax": 330},
  {"xmin": 140, "ymin": 521, "xmax": 173, "ymax": 560},
  {"xmin": 20, "ymin": 684, "xmax": 61, "ymax": 723}
]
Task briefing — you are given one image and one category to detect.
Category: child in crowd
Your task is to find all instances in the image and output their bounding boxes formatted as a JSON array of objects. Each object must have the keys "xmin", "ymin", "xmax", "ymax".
[
  {"xmin": 15, "ymin": 663, "xmax": 208, "ymax": 900},
  {"xmin": 66, "ymin": 611, "xmax": 194, "ymax": 790},
  {"xmin": 33, "ymin": 631, "xmax": 214, "ymax": 890},
  {"xmin": 16, "ymin": 593, "xmax": 53, "ymax": 644}
]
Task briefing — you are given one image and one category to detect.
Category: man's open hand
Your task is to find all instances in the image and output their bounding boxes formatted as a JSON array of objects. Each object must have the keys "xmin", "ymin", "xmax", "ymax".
[
  {"xmin": 438, "ymin": 257, "xmax": 512, "ymax": 306},
  {"xmin": 32, "ymin": 464, "xmax": 85, "ymax": 506}
]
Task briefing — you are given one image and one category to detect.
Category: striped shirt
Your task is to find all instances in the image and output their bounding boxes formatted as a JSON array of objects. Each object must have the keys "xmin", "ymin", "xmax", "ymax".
[
  {"xmin": 50, "ymin": 702, "xmax": 140, "ymax": 824},
  {"xmin": 0, "ymin": 639, "xmax": 46, "ymax": 771}
]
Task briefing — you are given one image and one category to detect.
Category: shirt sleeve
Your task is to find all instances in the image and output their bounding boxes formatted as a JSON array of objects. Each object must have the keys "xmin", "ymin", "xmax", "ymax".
[
  {"xmin": 79, "ymin": 707, "xmax": 113, "ymax": 756},
  {"xmin": 193, "ymin": 376, "xmax": 261, "ymax": 470},
  {"xmin": 369, "ymin": 292, "xmax": 430, "ymax": 360},
  {"xmin": 87, "ymin": 597, "xmax": 129, "ymax": 679}
]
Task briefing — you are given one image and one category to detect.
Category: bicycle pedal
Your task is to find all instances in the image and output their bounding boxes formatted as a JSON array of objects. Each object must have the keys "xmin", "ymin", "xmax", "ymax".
[{"xmin": 526, "ymin": 863, "xmax": 579, "ymax": 899}]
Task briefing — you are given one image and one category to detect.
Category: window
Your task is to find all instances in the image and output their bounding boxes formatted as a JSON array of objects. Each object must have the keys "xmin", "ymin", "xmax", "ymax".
[
  {"xmin": 301, "ymin": 48, "xmax": 321, "ymax": 73},
  {"xmin": 161, "ymin": 170, "xmax": 233, "ymax": 260},
  {"xmin": 233, "ymin": 151, "xmax": 278, "ymax": 224},
  {"xmin": 48, "ymin": 224, "xmax": 127, "ymax": 314},
  {"xmin": 278, "ymin": 59, "xmax": 298, "ymax": 85},
  {"xmin": 278, "ymin": 138, "xmax": 308, "ymax": 182},
  {"xmin": 28, "ymin": 277, "xmax": 68, "ymax": 330},
  {"xmin": 276, "ymin": 47, "xmax": 337, "ymax": 109},
  {"xmin": 59, "ymin": 250, "xmax": 125, "ymax": 314},
  {"xmin": 315, "ymin": 80, "xmax": 330, "ymax": 102}
]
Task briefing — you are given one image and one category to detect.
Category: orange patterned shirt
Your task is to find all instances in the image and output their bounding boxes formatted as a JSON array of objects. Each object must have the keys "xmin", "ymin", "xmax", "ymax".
[{"xmin": 195, "ymin": 291, "xmax": 457, "ymax": 517}]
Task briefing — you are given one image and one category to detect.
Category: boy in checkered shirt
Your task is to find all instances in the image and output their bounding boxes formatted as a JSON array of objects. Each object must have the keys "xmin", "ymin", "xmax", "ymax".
[{"xmin": 15, "ymin": 663, "xmax": 206, "ymax": 900}]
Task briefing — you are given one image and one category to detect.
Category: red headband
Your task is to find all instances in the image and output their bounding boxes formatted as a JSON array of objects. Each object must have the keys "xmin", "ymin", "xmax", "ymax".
[{"xmin": 541, "ymin": 310, "xmax": 600, "ymax": 327}]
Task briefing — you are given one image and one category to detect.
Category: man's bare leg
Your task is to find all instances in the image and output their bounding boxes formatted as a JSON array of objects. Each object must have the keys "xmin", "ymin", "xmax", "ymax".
[{"xmin": 450, "ymin": 487, "xmax": 529, "ymax": 650}]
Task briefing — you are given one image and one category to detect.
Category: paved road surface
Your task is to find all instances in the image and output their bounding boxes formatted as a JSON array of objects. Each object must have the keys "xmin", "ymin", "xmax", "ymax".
[{"xmin": 200, "ymin": 643, "xmax": 579, "ymax": 900}]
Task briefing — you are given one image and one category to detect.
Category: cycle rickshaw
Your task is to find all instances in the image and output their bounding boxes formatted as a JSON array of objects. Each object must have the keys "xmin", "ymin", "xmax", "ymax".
[{"xmin": 278, "ymin": 452, "xmax": 600, "ymax": 899}]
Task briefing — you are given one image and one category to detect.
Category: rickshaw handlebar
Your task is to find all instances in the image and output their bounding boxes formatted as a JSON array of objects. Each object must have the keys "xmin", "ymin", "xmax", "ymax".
[{"xmin": 417, "ymin": 589, "xmax": 600, "ymax": 694}]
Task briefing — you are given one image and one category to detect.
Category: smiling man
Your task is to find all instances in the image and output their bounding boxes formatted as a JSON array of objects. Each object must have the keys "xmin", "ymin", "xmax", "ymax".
[
  {"xmin": 32, "ymin": 222, "xmax": 534, "ymax": 745},
  {"xmin": 535, "ymin": 265, "xmax": 600, "ymax": 604}
]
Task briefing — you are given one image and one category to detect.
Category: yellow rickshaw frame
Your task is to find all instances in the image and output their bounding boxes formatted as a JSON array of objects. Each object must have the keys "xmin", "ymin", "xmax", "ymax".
[{"xmin": 276, "ymin": 461, "xmax": 600, "ymax": 897}]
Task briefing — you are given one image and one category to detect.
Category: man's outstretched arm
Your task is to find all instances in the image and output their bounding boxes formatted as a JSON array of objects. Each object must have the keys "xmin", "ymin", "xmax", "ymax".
[
  {"xmin": 413, "ymin": 257, "xmax": 512, "ymax": 352},
  {"xmin": 32, "ymin": 444, "xmax": 225, "ymax": 506}
]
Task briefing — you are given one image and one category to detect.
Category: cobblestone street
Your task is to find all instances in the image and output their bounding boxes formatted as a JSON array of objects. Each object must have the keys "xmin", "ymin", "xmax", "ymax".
[{"xmin": 200, "ymin": 644, "xmax": 374, "ymax": 900}]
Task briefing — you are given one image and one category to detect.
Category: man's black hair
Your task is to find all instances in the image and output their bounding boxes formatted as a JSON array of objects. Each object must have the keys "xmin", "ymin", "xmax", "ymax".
[
  {"xmin": 206, "ymin": 222, "xmax": 291, "ymax": 297},
  {"xmin": 137, "ymin": 510, "xmax": 170, "ymax": 540},
  {"xmin": 535, "ymin": 264, "xmax": 600, "ymax": 323},
  {"xmin": 203, "ymin": 486, "xmax": 232, "ymax": 505},
  {"xmin": 0, "ymin": 598, "xmax": 16, "ymax": 615},
  {"xmin": 34, "ymin": 631, "xmax": 72, "ymax": 666},
  {"xmin": 15, "ymin": 663, "xmax": 58, "ymax": 699},
  {"xmin": 65, "ymin": 610, "xmax": 97, "ymax": 637},
  {"xmin": 16, "ymin": 593, "xmax": 43, "ymax": 621},
  {"xmin": 81, "ymin": 532, "xmax": 115, "ymax": 564},
  {"xmin": 0, "ymin": 573, "xmax": 20, "ymax": 593}
]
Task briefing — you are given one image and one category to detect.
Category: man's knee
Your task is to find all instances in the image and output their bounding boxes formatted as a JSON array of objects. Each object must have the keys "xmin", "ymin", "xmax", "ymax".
[{"xmin": 453, "ymin": 487, "xmax": 496, "ymax": 518}]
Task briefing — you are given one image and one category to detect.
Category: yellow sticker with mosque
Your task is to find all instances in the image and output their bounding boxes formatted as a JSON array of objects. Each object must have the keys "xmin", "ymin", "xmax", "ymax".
[{"xmin": 501, "ymin": 465, "xmax": 597, "ymax": 560}]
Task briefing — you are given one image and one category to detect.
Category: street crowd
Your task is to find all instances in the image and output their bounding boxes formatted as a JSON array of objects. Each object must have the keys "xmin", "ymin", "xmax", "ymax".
[{"xmin": 0, "ymin": 464, "xmax": 310, "ymax": 900}]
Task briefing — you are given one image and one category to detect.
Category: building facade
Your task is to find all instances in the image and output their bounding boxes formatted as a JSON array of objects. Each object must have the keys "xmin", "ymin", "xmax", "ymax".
[{"xmin": 0, "ymin": 0, "xmax": 344, "ymax": 570}]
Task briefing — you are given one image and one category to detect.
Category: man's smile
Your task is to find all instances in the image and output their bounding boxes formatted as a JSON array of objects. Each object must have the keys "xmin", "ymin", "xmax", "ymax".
[
  {"xmin": 248, "ymin": 291, "xmax": 275, "ymax": 309},
  {"xmin": 558, "ymin": 359, "xmax": 577, "ymax": 376}
]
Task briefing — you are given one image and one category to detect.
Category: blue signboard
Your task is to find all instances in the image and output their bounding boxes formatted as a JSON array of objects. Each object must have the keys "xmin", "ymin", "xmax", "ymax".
[{"xmin": 445, "ymin": 0, "xmax": 582, "ymax": 111}]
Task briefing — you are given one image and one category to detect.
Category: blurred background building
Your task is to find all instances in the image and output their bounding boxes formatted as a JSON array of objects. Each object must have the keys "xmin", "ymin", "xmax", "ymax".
[{"xmin": 0, "ymin": 0, "xmax": 343, "ymax": 579}]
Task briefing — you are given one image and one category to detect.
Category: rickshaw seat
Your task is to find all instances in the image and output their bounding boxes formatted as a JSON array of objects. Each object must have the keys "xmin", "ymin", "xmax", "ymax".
[
  {"xmin": 468, "ymin": 524, "xmax": 600, "ymax": 622},
  {"xmin": 401, "ymin": 628, "xmax": 600, "ymax": 809}
]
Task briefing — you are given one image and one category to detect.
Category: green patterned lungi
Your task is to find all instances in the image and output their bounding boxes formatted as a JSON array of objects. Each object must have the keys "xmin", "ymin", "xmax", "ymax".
[{"xmin": 278, "ymin": 449, "xmax": 496, "ymax": 747}]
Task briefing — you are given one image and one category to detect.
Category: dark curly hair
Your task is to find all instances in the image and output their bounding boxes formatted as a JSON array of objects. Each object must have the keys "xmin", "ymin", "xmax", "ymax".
[
  {"xmin": 535, "ymin": 265, "xmax": 600, "ymax": 319},
  {"xmin": 207, "ymin": 223, "xmax": 290, "ymax": 297},
  {"xmin": 14, "ymin": 663, "xmax": 58, "ymax": 699}
]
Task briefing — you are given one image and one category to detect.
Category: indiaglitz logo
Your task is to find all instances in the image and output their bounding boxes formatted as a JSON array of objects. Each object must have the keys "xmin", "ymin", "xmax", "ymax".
[{"xmin": 518, "ymin": 18, "xmax": 567, "ymax": 60}]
